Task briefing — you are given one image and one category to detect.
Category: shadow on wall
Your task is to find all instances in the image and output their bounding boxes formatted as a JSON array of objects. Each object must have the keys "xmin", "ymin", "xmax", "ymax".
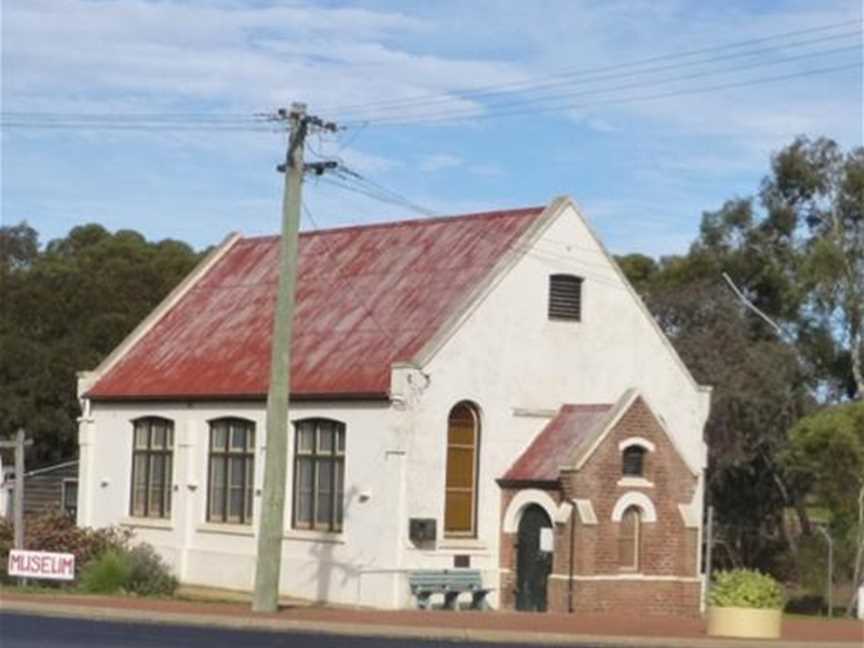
[{"xmin": 308, "ymin": 485, "xmax": 363, "ymax": 605}]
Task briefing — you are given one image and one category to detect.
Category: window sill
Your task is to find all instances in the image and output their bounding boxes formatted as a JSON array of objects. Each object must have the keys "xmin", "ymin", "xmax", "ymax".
[
  {"xmin": 283, "ymin": 528, "xmax": 346, "ymax": 544},
  {"xmin": 617, "ymin": 477, "xmax": 654, "ymax": 488},
  {"xmin": 197, "ymin": 523, "xmax": 255, "ymax": 537},
  {"xmin": 121, "ymin": 517, "xmax": 173, "ymax": 530},
  {"xmin": 438, "ymin": 538, "xmax": 488, "ymax": 551}
]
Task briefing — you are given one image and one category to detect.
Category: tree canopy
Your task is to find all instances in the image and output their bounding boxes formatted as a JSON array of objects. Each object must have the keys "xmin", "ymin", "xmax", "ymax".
[
  {"xmin": 783, "ymin": 401, "xmax": 864, "ymax": 613},
  {"xmin": 0, "ymin": 223, "xmax": 202, "ymax": 466},
  {"xmin": 616, "ymin": 136, "xmax": 862, "ymax": 587}
]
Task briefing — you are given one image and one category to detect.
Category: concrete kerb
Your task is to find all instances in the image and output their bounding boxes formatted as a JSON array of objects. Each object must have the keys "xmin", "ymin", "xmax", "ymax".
[{"xmin": 0, "ymin": 598, "xmax": 859, "ymax": 648}]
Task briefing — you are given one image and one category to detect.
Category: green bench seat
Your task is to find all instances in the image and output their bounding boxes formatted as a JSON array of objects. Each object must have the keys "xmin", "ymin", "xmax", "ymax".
[{"xmin": 408, "ymin": 569, "xmax": 492, "ymax": 610}]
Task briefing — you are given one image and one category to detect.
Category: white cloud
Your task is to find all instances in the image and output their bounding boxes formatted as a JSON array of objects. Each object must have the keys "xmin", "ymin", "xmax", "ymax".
[
  {"xmin": 3, "ymin": 0, "xmax": 860, "ymax": 258},
  {"xmin": 3, "ymin": 0, "xmax": 526, "ymax": 118}
]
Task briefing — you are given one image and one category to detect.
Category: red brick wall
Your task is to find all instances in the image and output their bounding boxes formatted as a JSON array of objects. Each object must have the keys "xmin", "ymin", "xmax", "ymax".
[
  {"xmin": 498, "ymin": 396, "xmax": 702, "ymax": 616},
  {"xmin": 548, "ymin": 578, "xmax": 701, "ymax": 617},
  {"xmin": 563, "ymin": 396, "xmax": 699, "ymax": 579}
]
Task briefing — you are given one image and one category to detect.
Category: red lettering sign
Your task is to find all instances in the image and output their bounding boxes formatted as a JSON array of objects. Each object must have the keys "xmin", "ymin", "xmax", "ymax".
[{"xmin": 8, "ymin": 549, "xmax": 75, "ymax": 580}]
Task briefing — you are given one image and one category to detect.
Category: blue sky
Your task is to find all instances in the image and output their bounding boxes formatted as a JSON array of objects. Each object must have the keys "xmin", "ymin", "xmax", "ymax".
[{"xmin": 2, "ymin": 0, "xmax": 862, "ymax": 256}]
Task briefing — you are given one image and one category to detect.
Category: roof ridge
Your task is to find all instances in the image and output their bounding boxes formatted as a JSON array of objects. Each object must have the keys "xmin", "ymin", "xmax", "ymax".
[{"xmin": 238, "ymin": 206, "xmax": 546, "ymax": 243}]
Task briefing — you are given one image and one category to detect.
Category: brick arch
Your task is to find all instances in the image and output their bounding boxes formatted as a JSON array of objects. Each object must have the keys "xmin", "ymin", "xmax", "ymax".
[
  {"xmin": 502, "ymin": 489, "xmax": 560, "ymax": 533},
  {"xmin": 617, "ymin": 436, "xmax": 656, "ymax": 452},
  {"xmin": 611, "ymin": 491, "xmax": 657, "ymax": 523}
]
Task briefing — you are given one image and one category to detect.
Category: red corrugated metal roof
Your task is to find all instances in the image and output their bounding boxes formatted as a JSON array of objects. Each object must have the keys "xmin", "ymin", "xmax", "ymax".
[
  {"xmin": 87, "ymin": 207, "xmax": 546, "ymax": 400},
  {"xmin": 501, "ymin": 404, "xmax": 613, "ymax": 483}
]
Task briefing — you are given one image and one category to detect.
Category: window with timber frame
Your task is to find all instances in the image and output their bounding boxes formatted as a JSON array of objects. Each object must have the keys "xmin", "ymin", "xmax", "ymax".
[
  {"xmin": 130, "ymin": 417, "xmax": 174, "ymax": 518},
  {"xmin": 444, "ymin": 402, "xmax": 480, "ymax": 537},
  {"xmin": 292, "ymin": 419, "xmax": 345, "ymax": 532},
  {"xmin": 207, "ymin": 418, "xmax": 255, "ymax": 524},
  {"xmin": 622, "ymin": 445, "xmax": 647, "ymax": 477}
]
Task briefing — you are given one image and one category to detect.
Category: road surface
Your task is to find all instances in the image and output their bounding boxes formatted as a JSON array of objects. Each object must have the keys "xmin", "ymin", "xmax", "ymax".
[{"xmin": 0, "ymin": 612, "xmax": 609, "ymax": 648}]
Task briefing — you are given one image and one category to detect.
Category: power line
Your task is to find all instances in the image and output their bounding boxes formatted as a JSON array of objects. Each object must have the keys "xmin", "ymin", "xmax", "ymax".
[
  {"xmin": 5, "ymin": 22, "xmax": 858, "ymax": 131},
  {"xmin": 0, "ymin": 111, "xmax": 263, "ymax": 122},
  {"xmin": 4, "ymin": 50, "xmax": 858, "ymax": 132},
  {"xmin": 349, "ymin": 43, "xmax": 861, "ymax": 125},
  {"xmin": 316, "ymin": 169, "xmax": 629, "ymax": 289},
  {"xmin": 351, "ymin": 61, "xmax": 862, "ymax": 127},
  {"xmin": 317, "ymin": 19, "xmax": 860, "ymax": 116},
  {"xmin": 328, "ymin": 29, "xmax": 861, "ymax": 121},
  {"xmin": 0, "ymin": 122, "xmax": 276, "ymax": 132}
]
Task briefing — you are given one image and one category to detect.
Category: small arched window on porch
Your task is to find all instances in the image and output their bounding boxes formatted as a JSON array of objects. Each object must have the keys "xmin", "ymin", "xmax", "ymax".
[
  {"xmin": 622, "ymin": 445, "xmax": 646, "ymax": 477},
  {"xmin": 444, "ymin": 402, "xmax": 480, "ymax": 537},
  {"xmin": 618, "ymin": 505, "xmax": 641, "ymax": 571}
]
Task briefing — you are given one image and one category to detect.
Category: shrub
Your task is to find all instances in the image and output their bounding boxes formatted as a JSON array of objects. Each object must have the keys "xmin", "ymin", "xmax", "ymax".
[
  {"xmin": 77, "ymin": 543, "xmax": 177, "ymax": 597},
  {"xmin": 80, "ymin": 550, "xmax": 133, "ymax": 593},
  {"xmin": 0, "ymin": 512, "xmax": 131, "ymax": 583},
  {"xmin": 126, "ymin": 544, "xmax": 177, "ymax": 596},
  {"xmin": 709, "ymin": 569, "xmax": 785, "ymax": 609}
]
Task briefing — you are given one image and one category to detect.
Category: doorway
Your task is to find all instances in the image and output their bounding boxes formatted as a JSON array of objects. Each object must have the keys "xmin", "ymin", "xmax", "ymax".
[{"xmin": 515, "ymin": 504, "xmax": 552, "ymax": 612}]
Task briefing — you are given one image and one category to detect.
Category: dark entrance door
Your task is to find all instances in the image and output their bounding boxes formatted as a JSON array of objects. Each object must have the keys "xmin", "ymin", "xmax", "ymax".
[{"xmin": 515, "ymin": 504, "xmax": 552, "ymax": 612}]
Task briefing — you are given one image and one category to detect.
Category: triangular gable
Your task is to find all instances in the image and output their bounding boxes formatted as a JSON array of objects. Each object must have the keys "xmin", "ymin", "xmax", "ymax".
[
  {"xmin": 565, "ymin": 389, "xmax": 700, "ymax": 477},
  {"xmin": 410, "ymin": 197, "xmax": 708, "ymax": 398},
  {"xmin": 410, "ymin": 196, "xmax": 568, "ymax": 366},
  {"xmin": 566, "ymin": 200, "xmax": 708, "ymax": 396}
]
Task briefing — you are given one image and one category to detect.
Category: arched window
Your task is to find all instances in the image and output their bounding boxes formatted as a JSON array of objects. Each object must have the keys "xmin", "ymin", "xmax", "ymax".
[
  {"xmin": 622, "ymin": 445, "xmax": 646, "ymax": 477},
  {"xmin": 130, "ymin": 417, "xmax": 174, "ymax": 519},
  {"xmin": 207, "ymin": 418, "xmax": 255, "ymax": 524},
  {"xmin": 293, "ymin": 418, "xmax": 345, "ymax": 532},
  {"xmin": 444, "ymin": 402, "xmax": 480, "ymax": 537},
  {"xmin": 618, "ymin": 505, "xmax": 641, "ymax": 570}
]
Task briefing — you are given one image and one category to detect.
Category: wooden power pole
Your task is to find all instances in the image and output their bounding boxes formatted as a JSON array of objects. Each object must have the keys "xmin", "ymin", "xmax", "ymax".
[
  {"xmin": 1, "ymin": 428, "xmax": 33, "ymax": 551},
  {"xmin": 252, "ymin": 103, "xmax": 338, "ymax": 613}
]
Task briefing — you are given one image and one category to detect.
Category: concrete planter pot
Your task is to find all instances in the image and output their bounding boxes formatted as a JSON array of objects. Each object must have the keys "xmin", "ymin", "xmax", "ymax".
[{"xmin": 707, "ymin": 606, "xmax": 782, "ymax": 639}]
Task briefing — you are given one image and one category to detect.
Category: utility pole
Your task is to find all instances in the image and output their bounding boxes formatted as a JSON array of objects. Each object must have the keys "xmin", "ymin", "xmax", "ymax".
[
  {"xmin": 252, "ymin": 103, "xmax": 338, "ymax": 613},
  {"xmin": 815, "ymin": 525, "xmax": 833, "ymax": 617},
  {"xmin": 704, "ymin": 505, "xmax": 714, "ymax": 610},
  {"xmin": 0, "ymin": 429, "xmax": 33, "ymax": 551}
]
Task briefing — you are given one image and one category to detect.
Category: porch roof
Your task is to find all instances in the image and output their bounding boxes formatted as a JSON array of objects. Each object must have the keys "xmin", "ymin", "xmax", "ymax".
[{"xmin": 501, "ymin": 403, "xmax": 613, "ymax": 484}]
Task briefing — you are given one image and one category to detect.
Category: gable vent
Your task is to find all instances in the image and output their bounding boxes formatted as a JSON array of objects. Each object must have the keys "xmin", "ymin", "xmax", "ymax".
[{"xmin": 548, "ymin": 274, "xmax": 583, "ymax": 321}]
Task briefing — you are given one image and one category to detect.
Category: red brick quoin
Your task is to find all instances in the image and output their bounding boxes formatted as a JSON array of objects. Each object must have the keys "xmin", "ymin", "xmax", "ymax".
[{"xmin": 498, "ymin": 391, "xmax": 701, "ymax": 616}]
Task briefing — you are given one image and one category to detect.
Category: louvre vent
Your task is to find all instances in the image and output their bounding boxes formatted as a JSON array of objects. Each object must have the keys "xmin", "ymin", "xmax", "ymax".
[{"xmin": 548, "ymin": 274, "xmax": 583, "ymax": 321}]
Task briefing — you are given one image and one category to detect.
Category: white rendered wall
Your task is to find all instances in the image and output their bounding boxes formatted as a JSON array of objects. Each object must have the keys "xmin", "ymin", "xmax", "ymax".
[
  {"xmin": 400, "ymin": 202, "xmax": 709, "ymax": 600},
  {"xmin": 78, "ymin": 399, "xmax": 406, "ymax": 608}
]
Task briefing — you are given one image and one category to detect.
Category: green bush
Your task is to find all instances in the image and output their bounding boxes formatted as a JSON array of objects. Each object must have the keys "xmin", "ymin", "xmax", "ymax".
[
  {"xmin": 126, "ymin": 544, "xmax": 177, "ymax": 596},
  {"xmin": 80, "ymin": 550, "xmax": 133, "ymax": 593},
  {"xmin": 78, "ymin": 543, "xmax": 177, "ymax": 596},
  {"xmin": 709, "ymin": 569, "xmax": 785, "ymax": 609}
]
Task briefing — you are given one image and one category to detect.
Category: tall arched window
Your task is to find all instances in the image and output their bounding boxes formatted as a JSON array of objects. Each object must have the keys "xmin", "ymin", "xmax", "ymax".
[
  {"xmin": 618, "ymin": 505, "xmax": 641, "ymax": 570},
  {"xmin": 130, "ymin": 417, "xmax": 174, "ymax": 519},
  {"xmin": 293, "ymin": 418, "xmax": 346, "ymax": 532},
  {"xmin": 444, "ymin": 402, "xmax": 480, "ymax": 537},
  {"xmin": 207, "ymin": 418, "xmax": 255, "ymax": 524}
]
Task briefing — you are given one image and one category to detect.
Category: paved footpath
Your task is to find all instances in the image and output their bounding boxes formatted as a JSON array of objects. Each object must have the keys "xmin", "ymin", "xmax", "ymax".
[{"xmin": 0, "ymin": 591, "xmax": 861, "ymax": 648}]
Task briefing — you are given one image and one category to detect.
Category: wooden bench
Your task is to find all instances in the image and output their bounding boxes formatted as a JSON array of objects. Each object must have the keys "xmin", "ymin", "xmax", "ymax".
[{"xmin": 409, "ymin": 569, "xmax": 492, "ymax": 610}]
